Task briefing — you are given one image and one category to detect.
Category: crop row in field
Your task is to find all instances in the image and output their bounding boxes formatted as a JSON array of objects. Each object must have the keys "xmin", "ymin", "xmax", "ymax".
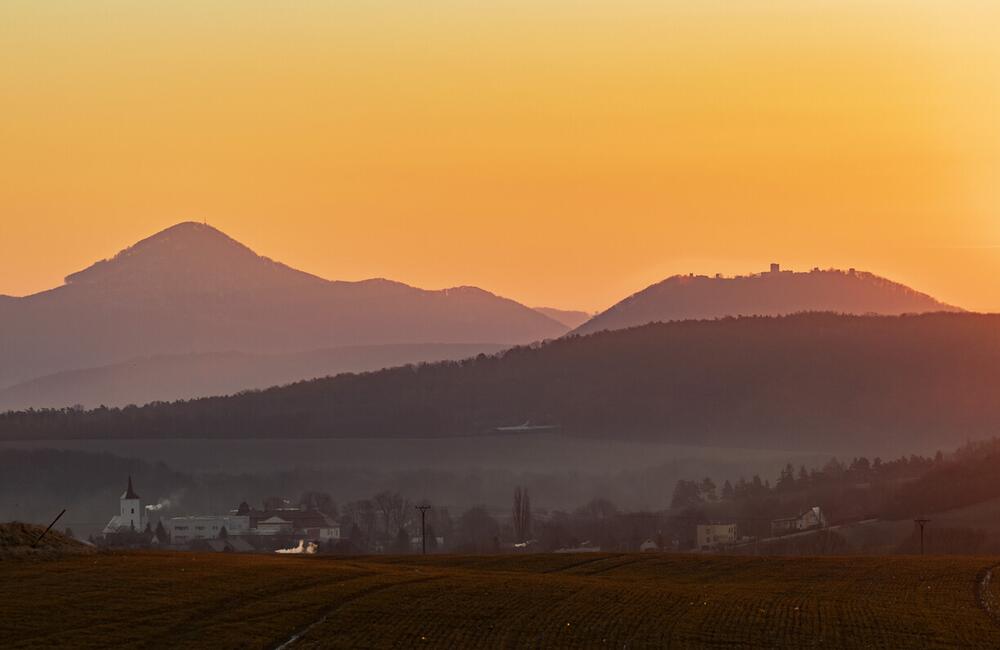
[{"xmin": 2, "ymin": 552, "xmax": 999, "ymax": 648}]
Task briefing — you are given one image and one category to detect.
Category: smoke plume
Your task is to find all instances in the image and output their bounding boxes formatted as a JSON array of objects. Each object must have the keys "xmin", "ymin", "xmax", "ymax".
[{"xmin": 145, "ymin": 498, "xmax": 173, "ymax": 512}]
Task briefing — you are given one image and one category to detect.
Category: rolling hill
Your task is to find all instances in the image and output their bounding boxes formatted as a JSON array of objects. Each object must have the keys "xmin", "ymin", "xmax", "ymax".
[
  {"xmin": 5, "ymin": 312, "xmax": 1000, "ymax": 454},
  {"xmin": 0, "ymin": 222, "xmax": 565, "ymax": 397},
  {"xmin": 532, "ymin": 307, "xmax": 592, "ymax": 329},
  {"xmin": 0, "ymin": 522, "xmax": 94, "ymax": 559},
  {"xmin": 0, "ymin": 343, "xmax": 507, "ymax": 410},
  {"xmin": 573, "ymin": 265, "xmax": 960, "ymax": 336}
]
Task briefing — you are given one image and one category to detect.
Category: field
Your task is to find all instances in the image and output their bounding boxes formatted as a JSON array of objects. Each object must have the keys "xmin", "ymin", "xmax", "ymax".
[{"xmin": 3, "ymin": 552, "xmax": 1000, "ymax": 648}]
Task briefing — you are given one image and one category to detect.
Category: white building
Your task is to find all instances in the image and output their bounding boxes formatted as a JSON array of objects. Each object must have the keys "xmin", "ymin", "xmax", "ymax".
[
  {"xmin": 102, "ymin": 476, "xmax": 146, "ymax": 535},
  {"xmin": 249, "ymin": 510, "xmax": 340, "ymax": 541},
  {"xmin": 161, "ymin": 501, "xmax": 343, "ymax": 545},
  {"xmin": 166, "ymin": 515, "xmax": 251, "ymax": 543},
  {"xmin": 302, "ymin": 523, "xmax": 341, "ymax": 542},
  {"xmin": 255, "ymin": 516, "xmax": 294, "ymax": 536},
  {"xmin": 771, "ymin": 506, "xmax": 827, "ymax": 537},
  {"xmin": 696, "ymin": 523, "xmax": 738, "ymax": 550}
]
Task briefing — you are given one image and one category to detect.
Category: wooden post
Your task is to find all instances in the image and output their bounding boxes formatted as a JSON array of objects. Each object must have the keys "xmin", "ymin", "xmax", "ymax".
[{"xmin": 33, "ymin": 509, "xmax": 67, "ymax": 548}]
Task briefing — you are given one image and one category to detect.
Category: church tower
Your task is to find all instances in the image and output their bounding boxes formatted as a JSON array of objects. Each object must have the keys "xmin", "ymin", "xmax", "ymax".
[{"xmin": 120, "ymin": 475, "xmax": 143, "ymax": 531}]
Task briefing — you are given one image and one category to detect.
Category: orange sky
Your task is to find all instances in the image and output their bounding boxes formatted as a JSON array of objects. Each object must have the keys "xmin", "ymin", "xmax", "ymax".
[{"xmin": 1, "ymin": 1, "xmax": 998, "ymax": 312}]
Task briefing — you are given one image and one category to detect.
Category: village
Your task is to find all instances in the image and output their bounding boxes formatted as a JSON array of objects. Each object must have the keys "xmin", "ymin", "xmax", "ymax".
[{"xmin": 98, "ymin": 476, "xmax": 833, "ymax": 555}]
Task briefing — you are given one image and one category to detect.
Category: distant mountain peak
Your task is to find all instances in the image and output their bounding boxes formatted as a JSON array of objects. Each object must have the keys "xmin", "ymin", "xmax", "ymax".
[
  {"xmin": 0, "ymin": 221, "xmax": 568, "ymax": 391},
  {"xmin": 572, "ymin": 265, "xmax": 960, "ymax": 336},
  {"xmin": 123, "ymin": 221, "xmax": 243, "ymax": 252},
  {"xmin": 63, "ymin": 221, "xmax": 314, "ymax": 291}
]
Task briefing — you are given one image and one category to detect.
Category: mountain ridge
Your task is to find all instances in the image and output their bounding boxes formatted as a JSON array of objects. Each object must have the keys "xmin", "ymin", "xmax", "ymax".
[
  {"xmin": 0, "ymin": 222, "xmax": 567, "ymax": 390},
  {"xmin": 0, "ymin": 342, "xmax": 509, "ymax": 410}
]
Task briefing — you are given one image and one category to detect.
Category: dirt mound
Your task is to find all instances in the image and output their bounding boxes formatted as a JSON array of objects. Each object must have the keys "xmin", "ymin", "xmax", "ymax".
[{"xmin": 0, "ymin": 522, "xmax": 95, "ymax": 559}]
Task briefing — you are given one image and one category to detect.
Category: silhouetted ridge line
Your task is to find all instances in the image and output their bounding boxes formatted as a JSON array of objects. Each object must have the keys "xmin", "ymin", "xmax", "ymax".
[
  {"xmin": 3, "ymin": 312, "xmax": 999, "ymax": 454},
  {"xmin": 0, "ymin": 222, "xmax": 567, "ymax": 394},
  {"xmin": 572, "ymin": 266, "xmax": 960, "ymax": 336}
]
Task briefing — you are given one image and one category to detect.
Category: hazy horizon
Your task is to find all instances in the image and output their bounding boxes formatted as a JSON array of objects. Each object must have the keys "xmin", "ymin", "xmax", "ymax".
[{"xmin": 0, "ymin": 219, "xmax": 977, "ymax": 315}]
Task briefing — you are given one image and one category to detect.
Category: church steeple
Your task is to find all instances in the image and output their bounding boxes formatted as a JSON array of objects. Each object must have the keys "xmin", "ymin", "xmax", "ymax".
[
  {"xmin": 122, "ymin": 475, "xmax": 140, "ymax": 500},
  {"xmin": 103, "ymin": 475, "xmax": 145, "ymax": 535},
  {"xmin": 119, "ymin": 476, "xmax": 143, "ymax": 531}
]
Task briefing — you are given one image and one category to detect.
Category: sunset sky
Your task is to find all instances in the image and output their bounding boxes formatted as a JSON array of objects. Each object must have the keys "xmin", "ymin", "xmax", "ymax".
[{"xmin": 1, "ymin": 1, "xmax": 998, "ymax": 312}]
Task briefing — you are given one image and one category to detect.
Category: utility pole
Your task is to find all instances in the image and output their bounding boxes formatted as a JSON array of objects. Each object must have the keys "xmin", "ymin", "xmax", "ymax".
[
  {"xmin": 415, "ymin": 505, "xmax": 431, "ymax": 555},
  {"xmin": 914, "ymin": 518, "xmax": 931, "ymax": 555}
]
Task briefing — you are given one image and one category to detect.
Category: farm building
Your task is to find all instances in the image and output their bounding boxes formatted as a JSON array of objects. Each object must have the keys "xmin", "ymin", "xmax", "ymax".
[
  {"xmin": 696, "ymin": 523, "xmax": 738, "ymax": 550},
  {"xmin": 247, "ymin": 506, "xmax": 340, "ymax": 541},
  {"xmin": 165, "ymin": 515, "xmax": 251, "ymax": 543},
  {"xmin": 771, "ymin": 506, "xmax": 827, "ymax": 537},
  {"xmin": 255, "ymin": 516, "xmax": 294, "ymax": 536},
  {"xmin": 166, "ymin": 502, "xmax": 340, "ymax": 544}
]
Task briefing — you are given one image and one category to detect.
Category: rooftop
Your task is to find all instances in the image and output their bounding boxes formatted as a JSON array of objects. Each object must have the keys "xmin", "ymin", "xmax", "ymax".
[{"xmin": 121, "ymin": 476, "xmax": 140, "ymax": 500}]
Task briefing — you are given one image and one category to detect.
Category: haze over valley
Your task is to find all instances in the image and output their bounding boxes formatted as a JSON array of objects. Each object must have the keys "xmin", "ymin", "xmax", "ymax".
[
  {"xmin": 0, "ymin": 222, "xmax": 563, "ymax": 408},
  {"xmin": 0, "ymin": 222, "xmax": 964, "ymax": 412},
  {"xmin": 2, "ymin": 224, "xmax": 990, "ymax": 556}
]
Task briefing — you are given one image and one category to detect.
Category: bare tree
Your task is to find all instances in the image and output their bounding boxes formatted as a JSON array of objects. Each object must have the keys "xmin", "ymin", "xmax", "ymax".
[
  {"xmin": 374, "ymin": 491, "xmax": 410, "ymax": 536},
  {"xmin": 343, "ymin": 499, "xmax": 377, "ymax": 545},
  {"xmin": 576, "ymin": 497, "xmax": 619, "ymax": 548},
  {"xmin": 373, "ymin": 491, "xmax": 394, "ymax": 535},
  {"xmin": 359, "ymin": 500, "xmax": 377, "ymax": 541},
  {"xmin": 300, "ymin": 491, "xmax": 338, "ymax": 516},
  {"xmin": 153, "ymin": 521, "xmax": 169, "ymax": 545},
  {"xmin": 430, "ymin": 506, "xmax": 453, "ymax": 541},
  {"xmin": 394, "ymin": 496, "xmax": 412, "ymax": 536},
  {"xmin": 458, "ymin": 506, "xmax": 500, "ymax": 553},
  {"xmin": 577, "ymin": 497, "xmax": 618, "ymax": 522},
  {"xmin": 512, "ymin": 486, "xmax": 532, "ymax": 543}
]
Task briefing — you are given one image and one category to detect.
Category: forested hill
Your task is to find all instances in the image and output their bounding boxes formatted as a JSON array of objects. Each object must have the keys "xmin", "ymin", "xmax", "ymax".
[{"xmin": 5, "ymin": 312, "xmax": 1000, "ymax": 453}]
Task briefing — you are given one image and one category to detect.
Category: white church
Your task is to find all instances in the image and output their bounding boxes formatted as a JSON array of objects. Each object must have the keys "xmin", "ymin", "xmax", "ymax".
[{"xmin": 102, "ymin": 476, "xmax": 146, "ymax": 535}]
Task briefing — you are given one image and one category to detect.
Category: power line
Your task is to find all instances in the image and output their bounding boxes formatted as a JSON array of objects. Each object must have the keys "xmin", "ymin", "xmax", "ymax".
[
  {"xmin": 415, "ymin": 505, "xmax": 431, "ymax": 555},
  {"xmin": 914, "ymin": 518, "xmax": 931, "ymax": 555}
]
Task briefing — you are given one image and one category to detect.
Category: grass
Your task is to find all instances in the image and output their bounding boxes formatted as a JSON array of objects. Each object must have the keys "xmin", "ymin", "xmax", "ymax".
[
  {"xmin": 2, "ymin": 551, "xmax": 999, "ymax": 648},
  {"xmin": 0, "ymin": 522, "xmax": 94, "ymax": 559}
]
